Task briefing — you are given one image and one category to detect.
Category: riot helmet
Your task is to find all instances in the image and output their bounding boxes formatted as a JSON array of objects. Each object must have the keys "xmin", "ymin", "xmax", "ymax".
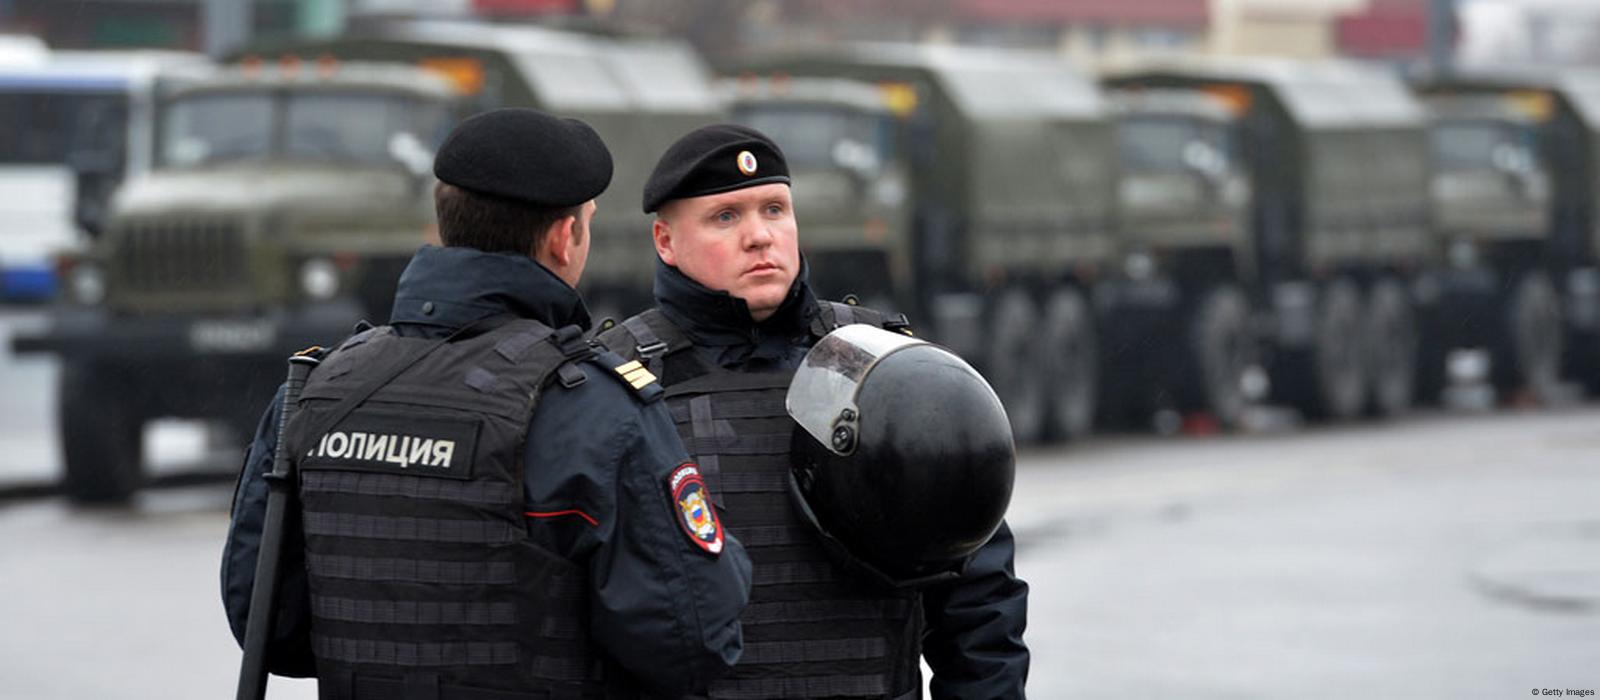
[{"xmin": 787, "ymin": 324, "xmax": 1015, "ymax": 588}]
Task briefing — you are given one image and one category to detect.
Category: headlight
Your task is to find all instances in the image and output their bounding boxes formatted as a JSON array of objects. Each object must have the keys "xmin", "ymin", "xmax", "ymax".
[
  {"xmin": 299, "ymin": 258, "xmax": 340, "ymax": 300},
  {"xmin": 1123, "ymin": 251, "xmax": 1155, "ymax": 281},
  {"xmin": 1448, "ymin": 240, "xmax": 1478, "ymax": 270},
  {"xmin": 69, "ymin": 263, "xmax": 106, "ymax": 306}
]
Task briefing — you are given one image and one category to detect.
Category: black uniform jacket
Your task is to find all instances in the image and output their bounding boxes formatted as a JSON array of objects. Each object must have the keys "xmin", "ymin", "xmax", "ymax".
[
  {"xmin": 221, "ymin": 245, "xmax": 753, "ymax": 696},
  {"xmin": 654, "ymin": 260, "xmax": 1031, "ymax": 700}
]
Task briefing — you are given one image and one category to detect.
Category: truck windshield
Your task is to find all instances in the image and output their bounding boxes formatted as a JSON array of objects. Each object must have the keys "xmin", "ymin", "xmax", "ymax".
[
  {"xmin": 1431, "ymin": 122, "xmax": 1539, "ymax": 173},
  {"xmin": 734, "ymin": 104, "xmax": 893, "ymax": 174},
  {"xmin": 1119, "ymin": 117, "xmax": 1235, "ymax": 175},
  {"xmin": 159, "ymin": 90, "xmax": 451, "ymax": 168}
]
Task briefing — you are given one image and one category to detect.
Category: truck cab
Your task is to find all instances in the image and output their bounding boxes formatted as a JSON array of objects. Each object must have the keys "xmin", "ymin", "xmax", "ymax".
[
  {"xmin": 1416, "ymin": 73, "xmax": 1600, "ymax": 399},
  {"xmin": 14, "ymin": 60, "xmax": 458, "ymax": 502},
  {"xmin": 1098, "ymin": 87, "xmax": 1256, "ymax": 428}
]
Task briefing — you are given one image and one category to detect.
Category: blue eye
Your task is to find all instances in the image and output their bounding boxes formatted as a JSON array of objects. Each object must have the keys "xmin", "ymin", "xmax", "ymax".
[
  {"xmin": 766, "ymin": 204, "xmax": 783, "ymax": 217},
  {"xmin": 716, "ymin": 211, "xmax": 736, "ymax": 224}
]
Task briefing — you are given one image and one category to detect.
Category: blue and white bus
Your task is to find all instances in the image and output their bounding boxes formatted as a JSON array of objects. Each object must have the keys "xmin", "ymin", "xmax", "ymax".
[{"xmin": 0, "ymin": 47, "xmax": 202, "ymax": 301}]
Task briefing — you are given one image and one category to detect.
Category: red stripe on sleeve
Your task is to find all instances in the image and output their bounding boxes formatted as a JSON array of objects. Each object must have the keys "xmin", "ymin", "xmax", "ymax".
[{"xmin": 525, "ymin": 509, "xmax": 599, "ymax": 527}]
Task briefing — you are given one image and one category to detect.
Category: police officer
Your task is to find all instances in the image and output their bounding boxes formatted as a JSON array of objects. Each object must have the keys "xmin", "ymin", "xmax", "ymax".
[
  {"xmin": 599, "ymin": 124, "xmax": 1029, "ymax": 699},
  {"xmin": 221, "ymin": 108, "xmax": 752, "ymax": 699}
]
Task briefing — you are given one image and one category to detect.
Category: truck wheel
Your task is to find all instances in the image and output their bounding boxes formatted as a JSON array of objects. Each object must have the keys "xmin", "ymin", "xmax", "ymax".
[
  {"xmin": 1040, "ymin": 288, "xmax": 1096, "ymax": 441},
  {"xmin": 1492, "ymin": 272, "xmax": 1562, "ymax": 403},
  {"xmin": 1179, "ymin": 285, "xmax": 1252, "ymax": 430},
  {"xmin": 1275, "ymin": 279, "xmax": 1368, "ymax": 421},
  {"xmin": 58, "ymin": 362, "xmax": 145, "ymax": 504},
  {"xmin": 1366, "ymin": 278, "xmax": 1417, "ymax": 417},
  {"xmin": 986, "ymin": 289, "xmax": 1046, "ymax": 444}
]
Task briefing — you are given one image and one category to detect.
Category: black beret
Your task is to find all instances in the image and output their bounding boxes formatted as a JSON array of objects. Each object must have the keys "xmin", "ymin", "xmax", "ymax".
[
  {"xmin": 642, "ymin": 123, "xmax": 790, "ymax": 213},
  {"xmin": 433, "ymin": 108, "xmax": 612, "ymax": 208}
]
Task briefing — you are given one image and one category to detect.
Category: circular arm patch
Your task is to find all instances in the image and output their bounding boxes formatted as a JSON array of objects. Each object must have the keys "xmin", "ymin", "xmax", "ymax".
[{"xmin": 668, "ymin": 462, "xmax": 724, "ymax": 556}]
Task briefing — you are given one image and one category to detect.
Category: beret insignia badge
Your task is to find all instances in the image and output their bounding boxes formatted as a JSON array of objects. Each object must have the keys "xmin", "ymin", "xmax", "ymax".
[{"xmin": 737, "ymin": 150, "xmax": 758, "ymax": 176}]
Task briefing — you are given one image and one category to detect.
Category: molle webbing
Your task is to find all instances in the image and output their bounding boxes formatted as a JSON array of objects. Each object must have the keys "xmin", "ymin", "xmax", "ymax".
[
  {"xmin": 302, "ymin": 512, "xmax": 519, "ymax": 545},
  {"xmin": 286, "ymin": 319, "xmax": 612, "ymax": 699},
  {"xmin": 306, "ymin": 554, "xmax": 515, "ymax": 585},
  {"xmin": 624, "ymin": 317, "xmax": 919, "ymax": 699}
]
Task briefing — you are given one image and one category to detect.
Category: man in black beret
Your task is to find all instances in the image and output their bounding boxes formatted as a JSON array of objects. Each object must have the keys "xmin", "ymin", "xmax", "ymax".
[
  {"xmin": 223, "ymin": 108, "xmax": 751, "ymax": 699},
  {"xmin": 601, "ymin": 124, "xmax": 1030, "ymax": 700}
]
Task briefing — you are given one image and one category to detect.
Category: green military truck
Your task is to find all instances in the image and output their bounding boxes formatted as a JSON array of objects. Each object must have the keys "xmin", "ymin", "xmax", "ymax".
[
  {"xmin": 718, "ymin": 75, "xmax": 912, "ymax": 309},
  {"xmin": 729, "ymin": 44, "xmax": 1118, "ymax": 443},
  {"xmin": 238, "ymin": 19, "xmax": 726, "ymax": 320},
  {"xmin": 1416, "ymin": 72, "xmax": 1600, "ymax": 398},
  {"xmin": 1107, "ymin": 58, "xmax": 1437, "ymax": 422},
  {"xmin": 12, "ymin": 61, "xmax": 459, "ymax": 502},
  {"xmin": 1097, "ymin": 87, "xmax": 1257, "ymax": 428},
  {"xmin": 1416, "ymin": 91, "xmax": 1559, "ymax": 401}
]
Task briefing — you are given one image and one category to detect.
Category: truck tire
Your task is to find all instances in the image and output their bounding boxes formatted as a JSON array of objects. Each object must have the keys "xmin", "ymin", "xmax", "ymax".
[
  {"xmin": 1040, "ymin": 288, "xmax": 1096, "ymax": 441},
  {"xmin": 986, "ymin": 289, "xmax": 1046, "ymax": 444},
  {"xmin": 58, "ymin": 361, "xmax": 144, "ymax": 504},
  {"xmin": 1366, "ymin": 278, "xmax": 1417, "ymax": 417},
  {"xmin": 1178, "ymin": 285, "xmax": 1252, "ymax": 430},
  {"xmin": 1492, "ymin": 272, "xmax": 1562, "ymax": 403},
  {"xmin": 1274, "ymin": 279, "xmax": 1368, "ymax": 421}
]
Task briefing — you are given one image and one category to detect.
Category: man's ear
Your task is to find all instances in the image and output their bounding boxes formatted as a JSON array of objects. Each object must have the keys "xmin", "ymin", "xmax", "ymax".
[
  {"xmin": 540, "ymin": 215, "xmax": 577, "ymax": 268},
  {"xmin": 652, "ymin": 217, "xmax": 676, "ymax": 266}
]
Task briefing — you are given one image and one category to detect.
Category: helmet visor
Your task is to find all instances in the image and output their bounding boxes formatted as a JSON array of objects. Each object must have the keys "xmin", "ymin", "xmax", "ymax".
[{"xmin": 787, "ymin": 324, "xmax": 924, "ymax": 455}]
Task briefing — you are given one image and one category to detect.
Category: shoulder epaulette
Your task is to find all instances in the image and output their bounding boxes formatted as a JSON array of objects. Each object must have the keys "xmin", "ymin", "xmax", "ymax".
[{"xmin": 592, "ymin": 348, "xmax": 664, "ymax": 403}]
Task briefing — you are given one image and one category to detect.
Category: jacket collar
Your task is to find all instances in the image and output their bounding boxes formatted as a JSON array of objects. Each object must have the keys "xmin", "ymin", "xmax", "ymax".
[
  {"xmin": 653, "ymin": 255, "xmax": 816, "ymax": 349},
  {"xmin": 390, "ymin": 245, "xmax": 591, "ymax": 331}
]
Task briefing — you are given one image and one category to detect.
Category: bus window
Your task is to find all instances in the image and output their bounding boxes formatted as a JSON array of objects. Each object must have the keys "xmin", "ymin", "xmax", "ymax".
[{"xmin": 0, "ymin": 91, "xmax": 127, "ymax": 165}]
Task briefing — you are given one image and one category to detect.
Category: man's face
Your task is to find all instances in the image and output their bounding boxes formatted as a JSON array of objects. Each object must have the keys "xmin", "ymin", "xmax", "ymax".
[{"xmin": 654, "ymin": 183, "xmax": 800, "ymax": 321}]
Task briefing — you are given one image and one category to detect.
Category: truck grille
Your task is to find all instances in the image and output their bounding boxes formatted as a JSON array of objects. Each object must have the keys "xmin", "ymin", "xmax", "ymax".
[{"xmin": 114, "ymin": 218, "xmax": 248, "ymax": 293}]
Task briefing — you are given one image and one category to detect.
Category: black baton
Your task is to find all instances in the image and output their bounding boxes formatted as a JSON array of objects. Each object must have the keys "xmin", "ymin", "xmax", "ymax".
[{"xmin": 237, "ymin": 350, "xmax": 321, "ymax": 700}]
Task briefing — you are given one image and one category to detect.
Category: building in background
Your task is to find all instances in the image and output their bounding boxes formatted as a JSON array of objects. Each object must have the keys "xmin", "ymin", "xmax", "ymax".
[
  {"xmin": 1335, "ymin": 0, "xmax": 1428, "ymax": 61},
  {"xmin": 1456, "ymin": 0, "xmax": 1600, "ymax": 67},
  {"xmin": 1, "ymin": 1, "xmax": 1596, "ymax": 77}
]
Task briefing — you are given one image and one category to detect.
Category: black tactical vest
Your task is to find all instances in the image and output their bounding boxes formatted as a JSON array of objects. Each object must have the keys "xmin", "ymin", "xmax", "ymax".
[
  {"xmin": 284, "ymin": 319, "xmax": 630, "ymax": 700},
  {"xmin": 599, "ymin": 302, "xmax": 922, "ymax": 700}
]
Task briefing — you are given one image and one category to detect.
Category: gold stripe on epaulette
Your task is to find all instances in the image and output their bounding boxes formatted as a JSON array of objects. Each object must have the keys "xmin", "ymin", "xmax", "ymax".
[
  {"xmin": 623, "ymin": 367, "xmax": 657, "ymax": 389},
  {"xmin": 616, "ymin": 360, "xmax": 643, "ymax": 375}
]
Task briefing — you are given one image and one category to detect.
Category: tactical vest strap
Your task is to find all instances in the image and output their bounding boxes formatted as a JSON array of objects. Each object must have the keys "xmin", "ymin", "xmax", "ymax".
[
  {"xmin": 663, "ymin": 370, "xmax": 794, "ymax": 398},
  {"xmin": 302, "ymin": 512, "xmax": 520, "ymax": 545},
  {"xmin": 814, "ymin": 300, "xmax": 914, "ymax": 339},
  {"xmin": 616, "ymin": 311, "xmax": 692, "ymax": 379},
  {"xmin": 325, "ymin": 674, "xmax": 590, "ymax": 700},
  {"xmin": 741, "ymin": 637, "xmax": 888, "ymax": 664},
  {"xmin": 301, "ymin": 471, "xmax": 520, "ymax": 506},
  {"xmin": 306, "ymin": 554, "xmax": 516, "ymax": 585},
  {"xmin": 687, "ymin": 395, "xmax": 722, "ymax": 495},
  {"xmin": 667, "ymin": 395, "xmax": 779, "ymax": 422},
  {"xmin": 707, "ymin": 675, "xmax": 888, "ymax": 700},
  {"xmin": 742, "ymin": 599, "xmax": 913, "ymax": 626}
]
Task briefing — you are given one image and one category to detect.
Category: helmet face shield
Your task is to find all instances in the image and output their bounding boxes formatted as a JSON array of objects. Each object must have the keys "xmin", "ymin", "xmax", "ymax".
[{"xmin": 786, "ymin": 323, "xmax": 923, "ymax": 456}]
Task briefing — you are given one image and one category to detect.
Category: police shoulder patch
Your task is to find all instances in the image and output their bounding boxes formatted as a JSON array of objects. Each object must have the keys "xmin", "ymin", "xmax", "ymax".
[{"xmin": 667, "ymin": 462, "xmax": 723, "ymax": 556}]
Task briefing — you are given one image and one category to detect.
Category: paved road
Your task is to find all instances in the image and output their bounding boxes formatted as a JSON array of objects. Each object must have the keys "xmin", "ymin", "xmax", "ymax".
[{"xmin": 2, "ymin": 308, "xmax": 1597, "ymax": 699}]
